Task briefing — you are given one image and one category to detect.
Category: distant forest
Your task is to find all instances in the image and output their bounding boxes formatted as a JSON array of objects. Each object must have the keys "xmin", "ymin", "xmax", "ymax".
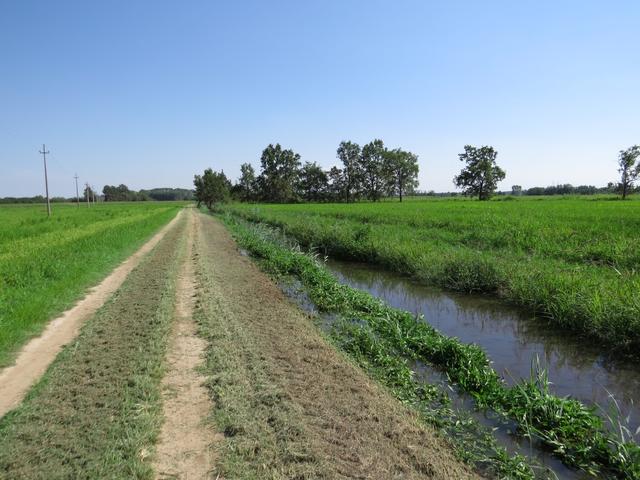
[
  {"xmin": 0, "ymin": 186, "xmax": 194, "ymax": 204},
  {"xmin": 102, "ymin": 185, "xmax": 194, "ymax": 202},
  {"xmin": 419, "ymin": 183, "xmax": 627, "ymax": 198}
]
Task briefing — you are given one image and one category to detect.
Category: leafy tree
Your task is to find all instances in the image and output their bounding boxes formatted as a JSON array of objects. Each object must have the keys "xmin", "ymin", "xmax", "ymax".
[
  {"xmin": 453, "ymin": 145, "xmax": 506, "ymax": 200},
  {"xmin": 83, "ymin": 185, "xmax": 96, "ymax": 202},
  {"xmin": 256, "ymin": 144, "xmax": 301, "ymax": 202},
  {"xmin": 297, "ymin": 162, "xmax": 328, "ymax": 201},
  {"xmin": 102, "ymin": 184, "xmax": 147, "ymax": 201},
  {"xmin": 336, "ymin": 141, "xmax": 362, "ymax": 202},
  {"xmin": 383, "ymin": 148, "xmax": 419, "ymax": 202},
  {"xmin": 618, "ymin": 145, "xmax": 640, "ymax": 200},
  {"xmin": 238, "ymin": 163, "xmax": 257, "ymax": 201},
  {"xmin": 193, "ymin": 168, "xmax": 230, "ymax": 209},
  {"xmin": 511, "ymin": 185, "xmax": 522, "ymax": 196},
  {"xmin": 327, "ymin": 166, "xmax": 345, "ymax": 202},
  {"xmin": 360, "ymin": 139, "xmax": 386, "ymax": 201}
]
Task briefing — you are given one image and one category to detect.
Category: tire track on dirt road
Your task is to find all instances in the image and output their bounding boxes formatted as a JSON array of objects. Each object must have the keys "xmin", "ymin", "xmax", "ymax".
[
  {"xmin": 154, "ymin": 209, "xmax": 219, "ymax": 479},
  {"xmin": 0, "ymin": 209, "xmax": 183, "ymax": 418}
]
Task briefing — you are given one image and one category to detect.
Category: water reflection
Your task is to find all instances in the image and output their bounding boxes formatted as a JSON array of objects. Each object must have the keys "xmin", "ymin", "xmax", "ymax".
[{"xmin": 326, "ymin": 259, "xmax": 640, "ymax": 434}]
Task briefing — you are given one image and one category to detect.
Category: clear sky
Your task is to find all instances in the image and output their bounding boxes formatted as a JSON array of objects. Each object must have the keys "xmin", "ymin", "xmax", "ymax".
[{"xmin": 1, "ymin": 0, "xmax": 638, "ymax": 197}]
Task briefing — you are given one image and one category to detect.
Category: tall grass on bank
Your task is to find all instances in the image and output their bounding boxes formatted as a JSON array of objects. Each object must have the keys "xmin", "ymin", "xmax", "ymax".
[
  {"xmin": 0, "ymin": 203, "xmax": 183, "ymax": 366},
  {"xmin": 218, "ymin": 197, "xmax": 640, "ymax": 355},
  {"xmin": 220, "ymin": 213, "xmax": 640, "ymax": 479}
]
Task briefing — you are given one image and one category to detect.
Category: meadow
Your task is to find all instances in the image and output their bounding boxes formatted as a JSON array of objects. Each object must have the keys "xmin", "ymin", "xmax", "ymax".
[
  {"xmin": 0, "ymin": 202, "xmax": 182, "ymax": 366},
  {"xmin": 219, "ymin": 196, "xmax": 640, "ymax": 354}
]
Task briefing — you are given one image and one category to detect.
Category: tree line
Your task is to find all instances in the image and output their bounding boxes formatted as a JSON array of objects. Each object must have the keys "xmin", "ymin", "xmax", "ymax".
[
  {"xmin": 195, "ymin": 139, "xmax": 421, "ymax": 207},
  {"xmin": 511, "ymin": 145, "xmax": 640, "ymax": 199},
  {"xmin": 0, "ymin": 186, "xmax": 194, "ymax": 204},
  {"xmin": 512, "ymin": 184, "xmax": 616, "ymax": 196},
  {"xmin": 101, "ymin": 185, "xmax": 194, "ymax": 201}
]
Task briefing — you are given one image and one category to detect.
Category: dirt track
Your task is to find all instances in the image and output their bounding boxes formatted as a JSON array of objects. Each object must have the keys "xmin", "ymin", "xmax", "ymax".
[{"xmin": 154, "ymin": 209, "xmax": 218, "ymax": 479}]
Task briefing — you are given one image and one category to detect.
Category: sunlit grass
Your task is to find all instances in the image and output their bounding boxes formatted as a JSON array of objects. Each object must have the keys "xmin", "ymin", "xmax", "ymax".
[
  {"xmin": 220, "ymin": 196, "xmax": 640, "ymax": 354},
  {"xmin": 0, "ymin": 202, "xmax": 183, "ymax": 366}
]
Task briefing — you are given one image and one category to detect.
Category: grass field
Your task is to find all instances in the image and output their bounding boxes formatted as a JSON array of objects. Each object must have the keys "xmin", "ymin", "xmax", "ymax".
[
  {"xmin": 219, "ymin": 196, "xmax": 640, "ymax": 354},
  {"xmin": 0, "ymin": 202, "xmax": 182, "ymax": 367}
]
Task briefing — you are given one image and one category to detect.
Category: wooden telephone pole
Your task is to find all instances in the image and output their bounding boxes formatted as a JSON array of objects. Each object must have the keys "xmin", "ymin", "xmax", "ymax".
[
  {"xmin": 39, "ymin": 144, "xmax": 51, "ymax": 217},
  {"xmin": 74, "ymin": 174, "xmax": 80, "ymax": 207}
]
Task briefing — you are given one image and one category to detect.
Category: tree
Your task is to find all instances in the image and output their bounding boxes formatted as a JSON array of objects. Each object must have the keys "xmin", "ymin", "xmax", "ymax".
[
  {"xmin": 238, "ymin": 163, "xmax": 256, "ymax": 201},
  {"xmin": 383, "ymin": 148, "xmax": 419, "ymax": 202},
  {"xmin": 453, "ymin": 145, "xmax": 506, "ymax": 200},
  {"xmin": 360, "ymin": 139, "xmax": 386, "ymax": 201},
  {"xmin": 511, "ymin": 185, "xmax": 522, "ymax": 196},
  {"xmin": 336, "ymin": 141, "xmax": 362, "ymax": 202},
  {"xmin": 327, "ymin": 166, "xmax": 345, "ymax": 202},
  {"xmin": 618, "ymin": 145, "xmax": 640, "ymax": 200},
  {"xmin": 256, "ymin": 144, "xmax": 301, "ymax": 202},
  {"xmin": 102, "ymin": 184, "xmax": 145, "ymax": 201},
  {"xmin": 297, "ymin": 162, "xmax": 328, "ymax": 202},
  {"xmin": 83, "ymin": 185, "xmax": 95, "ymax": 202},
  {"xmin": 193, "ymin": 168, "xmax": 230, "ymax": 209}
]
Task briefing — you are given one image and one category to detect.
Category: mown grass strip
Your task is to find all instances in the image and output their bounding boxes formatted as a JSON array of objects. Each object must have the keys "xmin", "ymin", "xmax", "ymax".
[
  {"xmin": 192, "ymin": 217, "xmax": 326, "ymax": 479},
  {"xmin": 219, "ymin": 213, "xmax": 640, "ymax": 480},
  {"xmin": 0, "ymin": 214, "xmax": 186, "ymax": 479},
  {"xmin": 0, "ymin": 203, "xmax": 182, "ymax": 367},
  {"xmin": 219, "ymin": 201, "xmax": 640, "ymax": 355}
]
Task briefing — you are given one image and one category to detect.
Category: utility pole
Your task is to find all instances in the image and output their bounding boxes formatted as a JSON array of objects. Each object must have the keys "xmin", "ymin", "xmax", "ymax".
[
  {"xmin": 74, "ymin": 174, "xmax": 80, "ymax": 207},
  {"xmin": 39, "ymin": 144, "xmax": 51, "ymax": 217}
]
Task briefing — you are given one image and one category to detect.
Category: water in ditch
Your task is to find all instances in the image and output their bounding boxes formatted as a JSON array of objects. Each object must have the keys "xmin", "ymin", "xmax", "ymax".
[
  {"xmin": 277, "ymin": 276, "xmax": 584, "ymax": 479},
  {"xmin": 325, "ymin": 259, "xmax": 640, "ymax": 437},
  {"xmin": 271, "ymin": 253, "xmax": 638, "ymax": 478}
]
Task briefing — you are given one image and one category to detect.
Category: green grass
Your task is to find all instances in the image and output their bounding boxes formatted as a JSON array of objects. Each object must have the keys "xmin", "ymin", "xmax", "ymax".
[
  {"xmin": 0, "ymin": 202, "xmax": 184, "ymax": 366},
  {"xmin": 218, "ymin": 196, "xmax": 640, "ymax": 354},
  {"xmin": 0, "ymin": 211, "xmax": 186, "ymax": 479},
  {"xmin": 219, "ymin": 213, "xmax": 640, "ymax": 479}
]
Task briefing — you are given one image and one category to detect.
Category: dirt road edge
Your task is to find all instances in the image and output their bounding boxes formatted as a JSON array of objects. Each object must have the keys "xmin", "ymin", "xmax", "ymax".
[{"xmin": 0, "ymin": 209, "xmax": 184, "ymax": 418}]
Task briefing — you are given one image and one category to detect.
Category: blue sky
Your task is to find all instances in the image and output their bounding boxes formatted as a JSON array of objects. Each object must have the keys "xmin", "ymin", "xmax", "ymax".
[{"xmin": 1, "ymin": 1, "xmax": 638, "ymax": 197}]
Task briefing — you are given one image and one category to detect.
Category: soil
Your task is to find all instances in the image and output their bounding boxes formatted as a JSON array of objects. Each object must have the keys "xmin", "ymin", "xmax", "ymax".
[
  {"xmin": 154, "ymin": 209, "xmax": 219, "ymax": 479},
  {"xmin": 0, "ymin": 210, "xmax": 183, "ymax": 418}
]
